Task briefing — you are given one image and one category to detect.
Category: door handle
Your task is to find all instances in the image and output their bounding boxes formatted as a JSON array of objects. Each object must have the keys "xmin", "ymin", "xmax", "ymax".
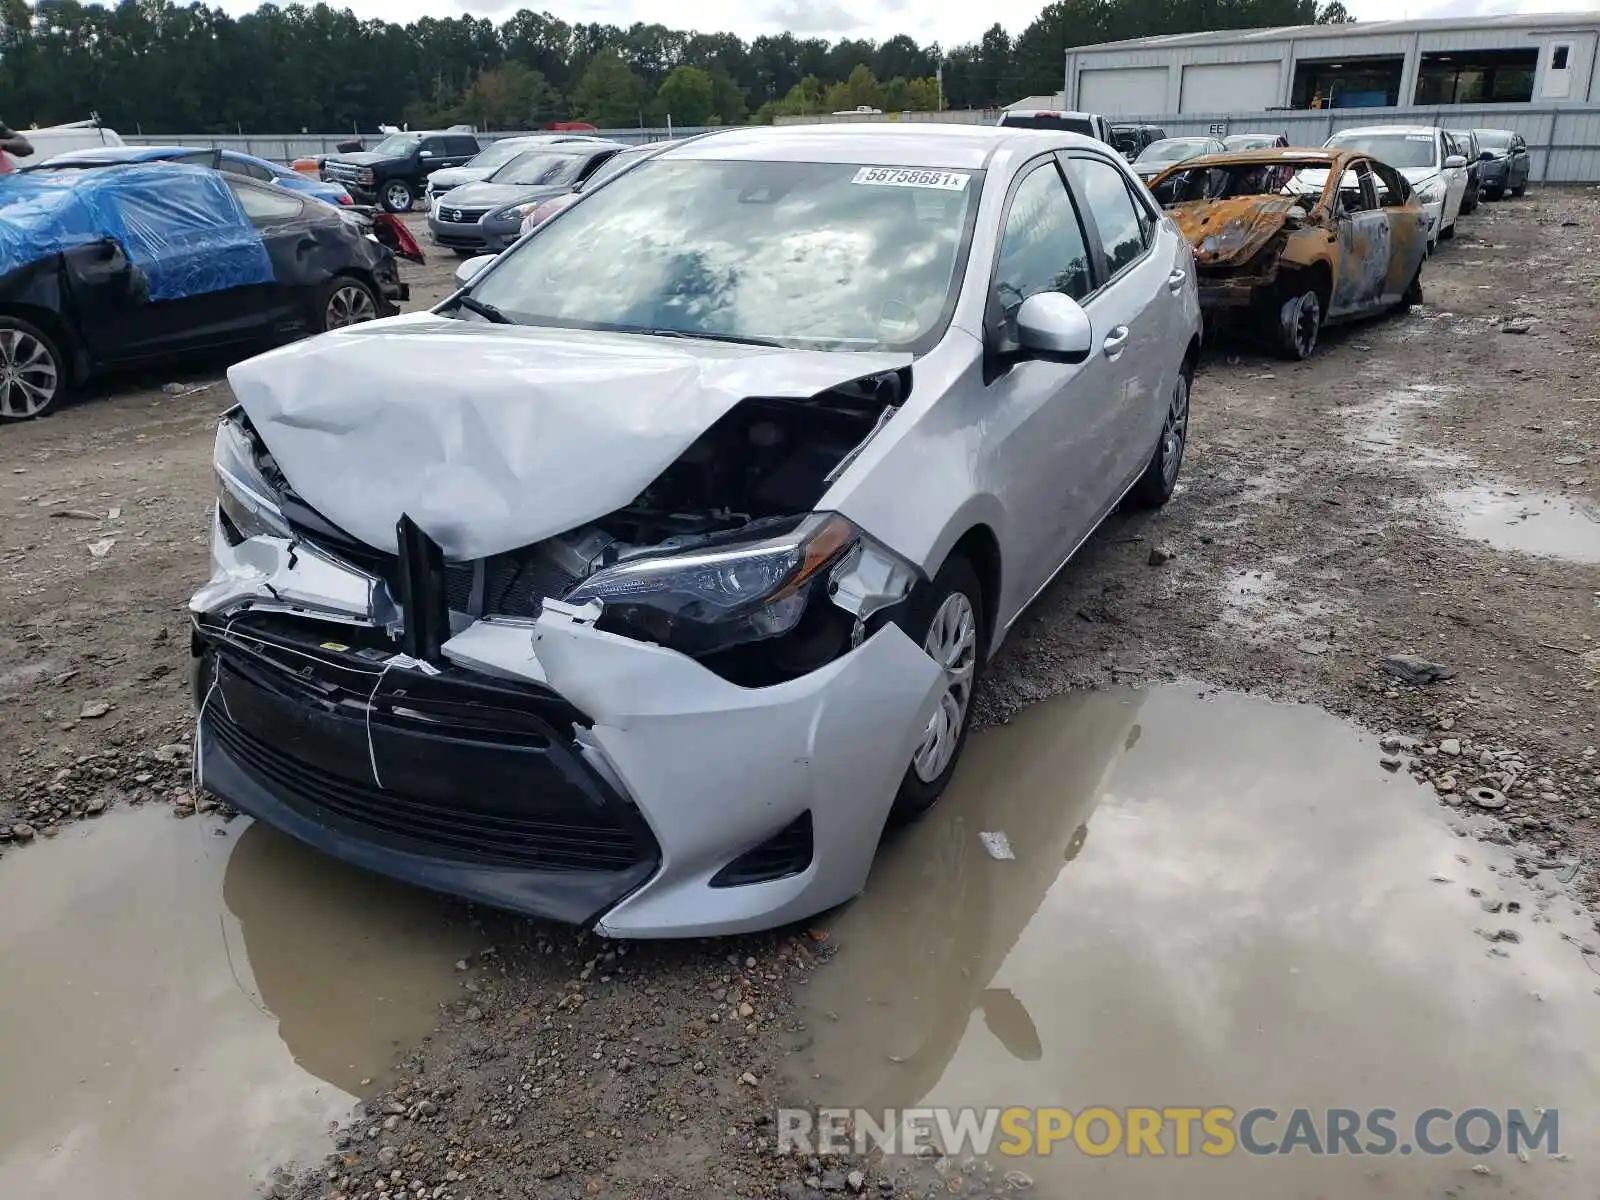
[
  {"xmin": 1166, "ymin": 269, "xmax": 1186, "ymax": 293},
  {"xmin": 1102, "ymin": 326, "xmax": 1130, "ymax": 358}
]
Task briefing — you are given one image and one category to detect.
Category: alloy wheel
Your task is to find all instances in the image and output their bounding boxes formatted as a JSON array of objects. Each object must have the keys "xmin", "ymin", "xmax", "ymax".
[
  {"xmin": 325, "ymin": 284, "xmax": 378, "ymax": 330},
  {"xmin": 1291, "ymin": 292, "xmax": 1320, "ymax": 358},
  {"xmin": 0, "ymin": 327, "xmax": 59, "ymax": 419},
  {"xmin": 912, "ymin": 591, "xmax": 978, "ymax": 784},
  {"xmin": 1162, "ymin": 373, "xmax": 1189, "ymax": 487},
  {"xmin": 384, "ymin": 181, "xmax": 412, "ymax": 211}
]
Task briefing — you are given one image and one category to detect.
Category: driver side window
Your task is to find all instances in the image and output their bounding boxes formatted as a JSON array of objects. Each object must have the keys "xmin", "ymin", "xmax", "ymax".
[
  {"xmin": 991, "ymin": 161, "xmax": 1093, "ymax": 345},
  {"xmin": 1337, "ymin": 164, "xmax": 1377, "ymax": 214}
]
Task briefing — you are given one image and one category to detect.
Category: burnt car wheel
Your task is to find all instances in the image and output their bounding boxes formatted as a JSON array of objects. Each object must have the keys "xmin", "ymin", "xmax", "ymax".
[
  {"xmin": 319, "ymin": 278, "xmax": 381, "ymax": 331},
  {"xmin": 0, "ymin": 316, "xmax": 66, "ymax": 422},
  {"xmin": 1128, "ymin": 364, "xmax": 1190, "ymax": 509},
  {"xmin": 381, "ymin": 179, "xmax": 415, "ymax": 213},
  {"xmin": 891, "ymin": 555, "xmax": 984, "ymax": 822},
  {"xmin": 1277, "ymin": 288, "xmax": 1321, "ymax": 361}
]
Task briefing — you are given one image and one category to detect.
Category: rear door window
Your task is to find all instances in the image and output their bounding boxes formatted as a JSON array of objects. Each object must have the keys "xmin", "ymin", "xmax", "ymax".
[
  {"xmin": 446, "ymin": 136, "xmax": 479, "ymax": 157},
  {"xmin": 228, "ymin": 179, "xmax": 305, "ymax": 224}
]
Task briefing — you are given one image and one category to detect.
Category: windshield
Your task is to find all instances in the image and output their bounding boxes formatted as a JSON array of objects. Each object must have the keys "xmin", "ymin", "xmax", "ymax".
[
  {"xmin": 1477, "ymin": 129, "xmax": 1514, "ymax": 149},
  {"xmin": 1136, "ymin": 138, "xmax": 1215, "ymax": 165},
  {"xmin": 370, "ymin": 133, "xmax": 421, "ymax": 156},
  {"xmin": 1225, "ymin": 135, "xmax": 1281, "ymax": 150},
  {"xmin": 470, "ymin": 158, "xmax": 979, "ymax": 352},
  {"xmin": 490, "ymin": 150, "xmax": 590, "ymax": 187},
  {"xmin": 1159, "ymin": 161, "xmax": 1334, "ymax": 203},
  {"xmin": 1326, "ymin": 132, "xmax": 1437, "ymax": 170},
  {"xmin": 1002, "ymin": 113, "xmax": 1095, "ymax": 135},
  {"xmin": 468, "ymin": 140, "xmax": 540, "ymax": 172}
]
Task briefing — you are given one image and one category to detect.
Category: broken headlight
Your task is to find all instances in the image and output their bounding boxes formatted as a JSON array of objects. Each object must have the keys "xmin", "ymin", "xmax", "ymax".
[
  {"xmin": 563, "ymin": 513, "xmax": 858, "ymax": 657},
  {"xmin": 214, "ymin": 415, "xmax": 289, "ymax": 541}
]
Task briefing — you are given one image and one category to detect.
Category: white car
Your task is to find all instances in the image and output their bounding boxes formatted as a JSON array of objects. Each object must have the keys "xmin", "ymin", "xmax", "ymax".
[
  {"xmin": 189, "ymin": 124, "xmax": 1202, "ymax": 938},
  {"xmin": 1324, "ymin": 125, "xmax": 1469, "ymax": 248}
]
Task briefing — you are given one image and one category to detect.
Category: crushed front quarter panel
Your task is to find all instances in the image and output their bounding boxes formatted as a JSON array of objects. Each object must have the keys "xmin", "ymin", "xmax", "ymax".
[
  {"xmin": 531, "ymin": 608, "xmax": 945, "ymax": 938},
  {"xmin": 189, "ymin": 514, "xmax": 395, "ymax": 627},
  {"xmin": 1171, "ymin": 196, "xmax": 1303, "ymax": 268}
]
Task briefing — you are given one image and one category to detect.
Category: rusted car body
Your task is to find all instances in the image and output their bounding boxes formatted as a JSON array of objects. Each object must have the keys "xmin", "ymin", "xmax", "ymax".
[{"xmin": 1148, "ymin": 149, "xmax": 1428, "ymax": 358}]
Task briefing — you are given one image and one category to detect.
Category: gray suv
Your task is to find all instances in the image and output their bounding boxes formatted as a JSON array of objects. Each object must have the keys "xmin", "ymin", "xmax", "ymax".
[{"xmin": 426, "ymin": 141, "xmax": 624, "ymax": 254}]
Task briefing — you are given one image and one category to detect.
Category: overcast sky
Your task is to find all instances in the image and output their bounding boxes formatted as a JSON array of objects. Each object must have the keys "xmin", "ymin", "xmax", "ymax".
[{"xmin": 208, "ymin": 0, "xmax": 1596, "ymax": 48}]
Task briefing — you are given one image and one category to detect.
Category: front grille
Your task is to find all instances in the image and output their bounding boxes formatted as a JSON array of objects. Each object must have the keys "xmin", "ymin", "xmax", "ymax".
[
  {"xmin": 202, "ymin": 638, "xmax": 655, "ymax": 874},
  {"xmin": 438, "ymin": 206, "xmax": 489, "ymax": 223}
]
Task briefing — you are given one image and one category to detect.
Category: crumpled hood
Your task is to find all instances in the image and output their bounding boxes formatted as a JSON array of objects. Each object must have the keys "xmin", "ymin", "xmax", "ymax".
[
  {"xmin": 1169, "ymin": 196, "xmax": 1303, "ymax": 267},
  {"xmin": 230, "ymin": 315, "xmax": 910, "ymax": 561}
]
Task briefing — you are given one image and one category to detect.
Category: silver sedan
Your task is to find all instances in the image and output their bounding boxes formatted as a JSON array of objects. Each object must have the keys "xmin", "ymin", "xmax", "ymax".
[{"xmin": 192, "ymin": 124, "xmax": 1202, "ymax": 937}]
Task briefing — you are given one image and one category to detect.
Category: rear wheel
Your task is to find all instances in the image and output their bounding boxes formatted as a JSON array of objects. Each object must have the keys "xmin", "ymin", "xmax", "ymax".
[
  {"xmin": 1127, "ymin": 364, "xmax": 1190, "ymax": 509},
  {"xmin": 1483, "ymin": 185, "xmax": 1504, "ymax": 201},
  {"xmin": 1276, "ymin": 287, "xmax": 1322, "ymax": 360},
  {"xmin": 380, "ymin": 178, "xmax": 415, "ymax": 213},
  {"xmin": 317, "ymin": 277, "xmax": 380, "ymax": 332},
  {"xmin": 1397, "ymin": 263, "xmax": 1423, "ymax": 311},
  {"xmin": 890, "ymin": 556, "xmax": 984, "ymax": 822},
  {"xmin": 0, "ymin": 316, "xmax": 67, "ymax": 422}
]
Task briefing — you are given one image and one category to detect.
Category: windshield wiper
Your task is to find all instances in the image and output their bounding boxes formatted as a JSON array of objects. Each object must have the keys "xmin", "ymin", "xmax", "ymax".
[
  {"xmin": 445, "ymin": 294, "xmax": 513, "ymax": 325},
  {"xmin": 629, "ymin": 327, "xmax": 785, "ymax": 348}
]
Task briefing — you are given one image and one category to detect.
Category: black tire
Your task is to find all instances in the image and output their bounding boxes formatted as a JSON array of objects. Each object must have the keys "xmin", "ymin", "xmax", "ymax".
[
  {"xmin": 315, "ymin": 276, "xmax": 381, "ymax": 333},
  {"xmin": 1439, "ymin": 219, "xmax": 1456, "ymax": 241},
  {"xmin": 1461, "ymin": 189, "xmax": 1478, "ymax": 215},
  {"xmin": 0, "ymin": 314, "xmax": 68, "ymax": 422},
  {"xmin": 379, "ymin": 178, "xmax": 415, "ymax": 214},
  {"xmin": 1276, "ymin": 286, "xmax": 1322, "ymax": 360},
  {"xmin": 451, "ymin": 248, "xmax": 478, "ymax": 258},
  {"xmin": 889, "ymin": 555, "xmax": 985, "ymax": 822},
  {"xmin": 1396, "ymin": 262, "xmax": 1423, "ymax": 311},
  {"xmin": 1511, "ymin": 181, "xmax": 1527, "ymax": 198},
  {"xmin": 1483, "ymin": 186, "xmax": 1504, "ymax": 201},
  {"xmin": 1127, "ymin": 362, "xmax": 1191, "ymax": 509}
]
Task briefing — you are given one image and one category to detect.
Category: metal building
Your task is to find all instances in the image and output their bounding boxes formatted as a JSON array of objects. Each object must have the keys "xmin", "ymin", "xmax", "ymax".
[{"xmin": 1063, "ymin": 13, "xmax": 1600, "ymax": 116}]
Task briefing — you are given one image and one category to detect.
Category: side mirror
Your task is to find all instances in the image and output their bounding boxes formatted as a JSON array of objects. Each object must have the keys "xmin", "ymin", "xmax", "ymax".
[
  {"xmin": 418, "ymin": 150, "xmax": 434, "ymax": 159},
  {"xmin": 454, "ymin": 254, "xmax": 496, "ymax": 288},
  {"xmin": 1015, "ymin": 292, "xmax": 1093, "ymax": 364},
  {"xmin": 1444, "ymin": 154, "xmax": 1467, "ymax": 169}
]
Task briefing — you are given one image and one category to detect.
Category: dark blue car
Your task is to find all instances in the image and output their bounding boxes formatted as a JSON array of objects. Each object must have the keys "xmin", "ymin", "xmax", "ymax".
[{"xmin": 29, "ymin": 144, "xmax": 353, "ymax": 207}]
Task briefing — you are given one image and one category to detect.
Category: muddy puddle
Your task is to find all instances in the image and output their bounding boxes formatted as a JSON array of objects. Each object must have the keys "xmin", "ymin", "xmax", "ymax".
[
  {"xmin": 1433, "ymin": 485, "xmax": 1600, "ymax": 564},
  {"xmin": 0, "ymin": 808, "xmax": 480, "ymax": 1198},
  {"xmin": 794, "ymin": 686, "xmax": 1600, "ymax": 1198}
]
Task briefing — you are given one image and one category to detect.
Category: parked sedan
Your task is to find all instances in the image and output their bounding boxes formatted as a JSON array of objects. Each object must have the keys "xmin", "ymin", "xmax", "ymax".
[
  {"xmin": 190, "ymin": 124, "xmax": 1201, "ymax": 937},
  {"xmin": 515, "ymin": 140, "xmax": 677, "ymax": 235},
  {"xmin": 425, "ymin": 134, "xmax": 603, "ymax": 204},
  {"xmin": 1149, "ymin": 149, "xmax": 1427, "ymax": 359},
  {"xmin": 0, "ymin": 163, "xmax": 405, "ymax": 420},
  {"xmin": 427, "ymin": 142, "xmax": 626, "ymax": 254},
  {"xmin": 1447, "ymin": 129, "xmax": 1481, "ymax": 213},
  {"xmin": 33, "ymin": 144, "xmax": 353, "ymax": 206},
  {"xmin": 1132, "ymin": 136, "xmax": 1227, "ymax": 182},
  {"xmin": 1322, "ymin": 125, "xmax": 1468, "ymax": 247},
  {"xmin": 1474, "ymin": 128, "xmax": 1530, "ymax": 199}
]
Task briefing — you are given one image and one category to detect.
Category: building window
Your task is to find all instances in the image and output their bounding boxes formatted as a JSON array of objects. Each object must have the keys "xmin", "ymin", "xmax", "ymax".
[
  {"xmin": 1414, "ymin": 49, "xmax": 1537, "ymax": 105},
  {"xmin": 1292, "ymin": 56, "xmax": 1404, "ymax": 108},
  {"xmin": 1552, "ymin": 44, "xmax": 1570, "ymax": 70}
]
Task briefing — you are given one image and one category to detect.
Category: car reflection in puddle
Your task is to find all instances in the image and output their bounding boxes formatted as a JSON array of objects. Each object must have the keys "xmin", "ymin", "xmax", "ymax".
[
  {"xmin": 792, "ymin": 685, "xmax": 1600, "ymax": 1198},
  {"xmin": 0, "ymin": 810, "xmax": 479, "ymax": 1198}
]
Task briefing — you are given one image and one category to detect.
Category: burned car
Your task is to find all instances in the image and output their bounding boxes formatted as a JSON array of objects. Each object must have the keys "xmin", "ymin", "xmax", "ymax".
[
  {"xmin": 1148, "ymin": 149, "xmax": 1427, "ymax": 359},
  {"xmin": 0, "ymin": 163, "xmax": 412, "ymax": 420},
  {"xmin": 189, "ymin": 124, "xmax": 1201, "ymax": 937}
]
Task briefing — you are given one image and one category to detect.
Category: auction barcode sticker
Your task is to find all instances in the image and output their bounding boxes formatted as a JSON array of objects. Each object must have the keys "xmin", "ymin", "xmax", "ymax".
[{"xmin": 852, "ymin": 166, "xmax": 970, "ymax": 191}]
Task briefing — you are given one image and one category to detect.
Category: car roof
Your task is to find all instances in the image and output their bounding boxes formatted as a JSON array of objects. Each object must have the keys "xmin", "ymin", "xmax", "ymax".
[
  {"xmin": 1329, "ymin": 125, "xmax": 1442, "ymax": 137},
  {"xmin": 653, "ymin": 123, "xmax": 1112, "ymax": 170},
  {"xmin": 45, "ymin": 145, "xmax": 184, "ymax": 163},
  {"xmin": 1006, "ymin": 109, "xmax": 1098, "ymax": 119}
]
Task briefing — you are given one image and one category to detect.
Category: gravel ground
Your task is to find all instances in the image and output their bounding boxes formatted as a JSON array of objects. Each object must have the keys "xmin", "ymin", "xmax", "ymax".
[{"xmin": 1, "ymin": 195, "xmax": 1597, "ymax": 1199}]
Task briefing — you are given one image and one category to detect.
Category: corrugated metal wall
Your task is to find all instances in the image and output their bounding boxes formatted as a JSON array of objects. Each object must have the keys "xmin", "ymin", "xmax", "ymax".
[{"xmin": 123, "ymin": 105, "xmax": 1600, "ymax": 181}]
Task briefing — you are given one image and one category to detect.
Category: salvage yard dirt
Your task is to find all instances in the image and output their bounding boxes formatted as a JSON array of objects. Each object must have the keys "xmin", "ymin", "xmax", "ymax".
[{"xmin": 1, "ymin": 198, "xmax": 1598, "ymax": 1199}]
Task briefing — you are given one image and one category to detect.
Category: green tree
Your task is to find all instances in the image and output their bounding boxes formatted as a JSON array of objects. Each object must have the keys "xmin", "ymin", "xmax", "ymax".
[
  {"xmin": 570, "ymin": 46, "xmax": 647, "ymax": 129},
  {"xmin": 823, "ymin": 64, "xmax": 885, "ymax": 112},
  {"xmin": 707, "ymin": 67, "xmax": 747, "ymax": 124},
  {"xmin": 657, "ymin": 64, "xmax": 714, "ymax": 125},
  {"xmin": 459, "ymin": 61, "xmax": 555, "ymax": 129}
]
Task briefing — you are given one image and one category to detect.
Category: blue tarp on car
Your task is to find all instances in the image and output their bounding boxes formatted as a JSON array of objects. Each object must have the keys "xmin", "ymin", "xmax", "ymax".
[{"xmin": 0, "ymin": 162, "xmax": 274, "ymax": 301}]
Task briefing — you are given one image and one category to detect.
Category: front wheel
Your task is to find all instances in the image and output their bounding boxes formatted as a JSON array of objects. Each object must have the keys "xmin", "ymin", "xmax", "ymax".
[
  {"xmin": 890, "ymin": 556, "xmax": 984, "ymax": 822},
  {"xmin": 1276, "ymin": 287, "xmax": 1322, "ymax": 360},
  {"xmin": 0, "ymin": 316, "xmax": 68, "ymax": 422},
  {"xmin": 380, "ymin": 179, "xmax": 415, "ymax": 213},
  {"xmin": 1127, "ymin": 365, "xmax": 1190, "ymax": 509}
]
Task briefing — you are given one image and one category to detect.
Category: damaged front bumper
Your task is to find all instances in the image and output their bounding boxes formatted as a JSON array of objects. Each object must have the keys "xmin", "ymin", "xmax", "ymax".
[{"xmin": 188, "ymin": 514, "xmax": 944, "ymax": 937}]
